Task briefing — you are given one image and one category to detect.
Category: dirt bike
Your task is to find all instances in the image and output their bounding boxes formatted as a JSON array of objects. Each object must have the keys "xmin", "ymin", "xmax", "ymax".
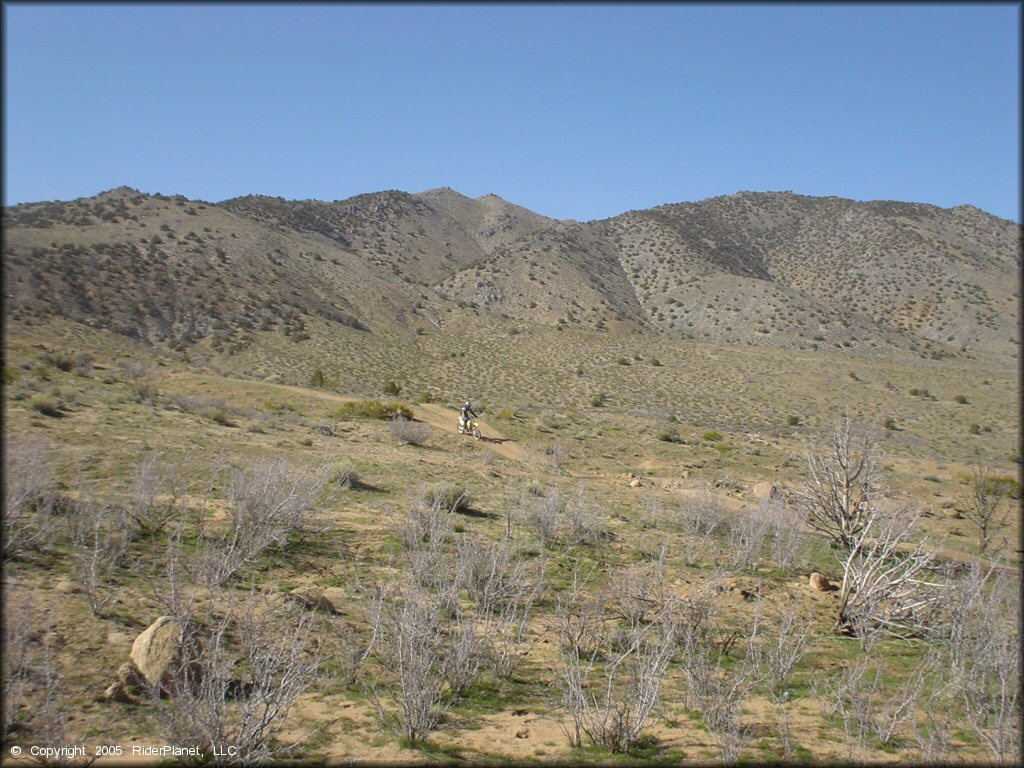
[{"xmin": 458, "ymin": 416, "xmax": 482, "ymax": 440}]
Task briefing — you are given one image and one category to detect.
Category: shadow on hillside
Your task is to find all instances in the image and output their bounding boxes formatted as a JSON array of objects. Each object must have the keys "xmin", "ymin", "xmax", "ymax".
[
  {"xmin": 350, "ymin": 478, "xmax": 387, "ymax": 493},
  {"xmin": 479, "ymin": 435, "xmax": 514, "ymax": 445},
  {"xmin": 455, "ymin": 505, "xmax": 499, "ymax": 520}
]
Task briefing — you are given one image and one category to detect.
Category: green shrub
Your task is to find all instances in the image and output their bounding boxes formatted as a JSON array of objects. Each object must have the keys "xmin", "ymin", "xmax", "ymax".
[
  {"xmin": 884, "ymin": 417, "xmax": 897, "ymax": 430},
  {"xmin": 46, "ymin": 352, "xmax": 74, "ymax": 372},
  {"xmin": 657, "ymin": 430, "xmax": 684, "ymax": 444},
  {"xmin": 702, "ymin": 430, "xmax": 723, "ymax": 442},
  {"xmin": 429, "ymin": 482, "xmax": 471, "ymax": 514},
  {"xmin": 310, "ymin": 369, "xmax": 326, "ymax": 388},
  {"xmin": 969, "ymin": 423, "xmax": 981, "ymax": 435},
  {"xmin": 987, "ymin": 475, "xmax": 1021, "ymax": 499},
  {"xmin": 29, "ymin": 395, "xmax": 61, "ymax": 417},
  {"xmin": 382, "ymin": 380, "xmax": 402, "ymax": 396},
  {"xmin": 786, "ymin": 415, "xmax": 800, "ymax": 426},
  {"xmin": 954, "ymin": 394, "xmax": 969, "ymax": 404},
  {"xmin": 334, "ymin": 399, "xmax": 413, "ymax": 421},
  {"xmin": 590, "ymin": 392, "xmax": 607, "ymax": 408},
  {"xmin": 262, "ymin": 399, "xmax": 297, "ymax": 414}
]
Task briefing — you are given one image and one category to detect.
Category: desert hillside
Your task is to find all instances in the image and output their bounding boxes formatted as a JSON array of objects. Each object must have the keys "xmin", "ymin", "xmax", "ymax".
[
  {"xmin": 2, "ymin": 186, "xmax": 1020, "ymax": 766},
  {"xmin": 4, "ymin": 186, "xmax": 1020, "ymax": 361}
]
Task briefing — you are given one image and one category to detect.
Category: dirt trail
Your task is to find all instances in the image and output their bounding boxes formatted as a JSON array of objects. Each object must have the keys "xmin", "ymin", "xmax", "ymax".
[
  {"xmin": 220, "ymin": 380, "xmax": 530, "ymax": 464},
  {"xmin": 163, "ymin": 376, "xmax": 532, "ymax": 466},
  {"xmin": 412, "ymin": 402, "xmax": 529, "ymax": 463}
]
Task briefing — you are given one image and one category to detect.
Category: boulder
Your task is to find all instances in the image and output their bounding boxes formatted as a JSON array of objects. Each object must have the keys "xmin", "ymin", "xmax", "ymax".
[
  {"xmin": 100, "ymin": 682, "xmax": 135, "ymax": 704},
  {"xmin": 130, "ymin": 616, "xmax": 201, "ymax": 694},
  {"xmin": 117, "ymin": 662, "xmax": 145, "ymax": 689},
  {"xmin": 809, "ymin": 572, "xmax": 832, "ymax": 592}
]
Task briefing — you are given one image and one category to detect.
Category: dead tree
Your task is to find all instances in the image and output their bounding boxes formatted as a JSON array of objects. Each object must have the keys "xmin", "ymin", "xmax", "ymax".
[
  {"xmin": 833, "ymin": 506, "xmax": 946, "ymax": 640},
  {"xmin": 796, "ymin": 415, "xmax": 882, "ymax": 550},
  {"xmin": 962, "ymin": 463, "xmax": 1010, "ymax": 556}
]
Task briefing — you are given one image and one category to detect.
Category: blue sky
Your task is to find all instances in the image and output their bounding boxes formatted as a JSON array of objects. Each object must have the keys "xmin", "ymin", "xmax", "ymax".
[{"xmin": 3, "ymin": 2, "xmax": 1020, "ymax": 222}]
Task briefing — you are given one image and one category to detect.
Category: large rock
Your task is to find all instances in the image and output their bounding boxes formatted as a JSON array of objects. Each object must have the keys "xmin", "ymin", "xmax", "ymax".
[
  {"xmin": 130, "ymin": 617, "xmax": 201, "ymax": 694},
  {"xmin": 809, "ymin": 572, "xmax": 832, "ymax": 592},
  {"xmin": 117, "ymin": 662, "xmax": 145, "ymax": 689},
  {"xmin": 100, "ymin": 682, "xmax": 135, "ymax": 704}
]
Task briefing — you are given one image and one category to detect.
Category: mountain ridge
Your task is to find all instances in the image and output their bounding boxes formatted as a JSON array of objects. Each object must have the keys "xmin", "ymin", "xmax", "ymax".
[{"xmin": 3, "ymin": 185, "xmax": 1020, "ymax": 364}]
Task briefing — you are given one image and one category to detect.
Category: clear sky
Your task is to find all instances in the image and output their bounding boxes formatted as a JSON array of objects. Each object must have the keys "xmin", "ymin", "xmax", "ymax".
[{"xmin": 3, "ymin": 2, "xmax": 1021, "ymax": 222}]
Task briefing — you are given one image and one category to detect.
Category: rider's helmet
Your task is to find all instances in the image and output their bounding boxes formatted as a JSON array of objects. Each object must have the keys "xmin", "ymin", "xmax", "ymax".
[{"xmin": 464, "ymin": 400, "xmax": 472, "ymax": 410}]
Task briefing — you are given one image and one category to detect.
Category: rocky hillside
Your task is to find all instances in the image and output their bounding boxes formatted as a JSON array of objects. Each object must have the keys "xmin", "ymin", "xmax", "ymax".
[{"xmin": 3, "ymin": 186, "xmax": 1019, "ymax": 361}]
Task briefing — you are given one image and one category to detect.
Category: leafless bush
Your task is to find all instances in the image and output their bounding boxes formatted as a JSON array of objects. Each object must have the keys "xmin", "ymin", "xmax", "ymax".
[
  {"xmin": 607, "ymin": 549, "xmax": 668, "ymax": 628},
  {"xmin": 639, "ymin": 498, "xmax": 666, "ymax": 530},
  {"xmin": 332, "ymin": 619, "xmax": 368, "ymax": 689},
  {"xmin": 67, "ymin": 490, "xmax": 134, "ymax": 616},
  {"xmin": 2, "ymin": 433, "xmax": 58, "ymax": 561},
  {"xmin": 962, "ymin": 462, "xmax": 1011, "ymax": 556},
  {"xmin": 334, "ymin": 462, "xmax": 357, "ymax": 490},
  {"xmin": 521, "ymin": 487, "xmax": 563, "ymax": 549},
  {"xmin": 810, "ymin": 658, "xmax": 871, "ymax": 764},
  {"xmin": 118, "ymin": 358, "xmax": 153, "ymax": 382},
  {"xmin": 152, "ymin": 527, "xmax": 200, "ymax": 623},
  {"xmin": 389, "ymin": 415, "xmax": 431, "ymax": 446},
  {"xmin": 812, "ymin": 655, "xmax": 933, "ymax": 764},
  {"xmin": 456, "ymin": 536, "xmax": 541, "ymax": 679},
  {"xmin": 558, "ymin": 560, "xmax": 680, "ymax": 753},
  {"xmin": 2, "ymin": 589, "xmax": 32, "ymax": 739},
  {"xmin": 834, "ymin": 505, "xmax": 947, "ymax": 640},
  {"xmin": 131, "ymin": 453, "xmax": 190, "ymax": 535},
  {"xmin": 796, "ymin": 414, "xmax": 882, "ymax": 549},
  {"xmin": 229, "ymin": 457, "xmax": 329, "ymax": 546},
  {"xmin": 150, "ymin": 589, "xmax": 322, "ymax": 765},
  {"xmin": 676, "ymin": 483, "xmax": 728, "ymax": 565},
  {"xmin": 4, "ymin": 609, "xmax": 92, "ymax": 766},
  {"xmin": 759, "ymin": 609, "xmax": 812, "ymax": 692},
  {"xmin": 944, "ymin": 568, "xmax": 1021, "ymax": 764},
  {"xmin": 364, "ymin": 581, "xmax": 459, "ymax": 744},
  {"xmin": 678, "ymin": 614, "xmax": 763, "ymax": 765},
  {"xmin": 403, "ymin": 486, "xmax": 455, "ymax": 548},
  {"xmin": 909, "ymin": 689, "xmax": 957, "ymax": 764},
  {"xmin": 430, "ymin": 481, "xmax": 472, "ymax": 514},
  {"xmin": 191, "ymin": 458, "xmax": 329, "ymax": 586},
  {"xmin": 762, "ymin": 497, "xmax": 811, "ymax": 571},
  {"xmin": 725, "ymin": 507, "xmax": 772, "ymax": 570},
  {"xmin": 563, "ymin": 484, "xmax": 604, "ymax": 547},
  {"xmin": 443, "ymin": 611, "xmax": 488, "ymax": 698},
  {"xmin": 542, "ymin": 442, "xmax": 569, "ymax": 472}
]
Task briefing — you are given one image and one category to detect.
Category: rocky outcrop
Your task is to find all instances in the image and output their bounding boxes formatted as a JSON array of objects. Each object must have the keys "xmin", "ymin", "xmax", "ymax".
[
  {"xmin": 130, "ymin": 616, "xmax": 202, "ymax": 694},
  {"xmin": 809, "ymin": 572, "xmax": 832, "ymax": 592}
]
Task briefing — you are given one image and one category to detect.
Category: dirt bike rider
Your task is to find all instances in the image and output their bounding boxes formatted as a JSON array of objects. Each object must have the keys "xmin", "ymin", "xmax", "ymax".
[{"xmin": 459, "ymin": 399, "xmax": 477, "ymax": 431}]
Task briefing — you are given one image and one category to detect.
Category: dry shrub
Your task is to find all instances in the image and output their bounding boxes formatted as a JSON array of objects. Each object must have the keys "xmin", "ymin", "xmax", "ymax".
[
  {"xmin": 558, "ymin": 559, "xmax": 679, "ymax": 753},
  {"xmin": 150, "ymin": 589, "xmax": 322, "ymax": 765},
  {"xmin": 2, "ymin": 433, "xmax": 57, "ymax": 561},
  {"xmin": 389, "ymin": 415, "xmax": 431, "ymax": 446}
]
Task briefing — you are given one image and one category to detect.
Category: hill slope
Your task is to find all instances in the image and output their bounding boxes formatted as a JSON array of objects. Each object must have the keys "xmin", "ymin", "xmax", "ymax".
[{"xmin": 3, "ymin": 186, "xmax": 1019, "ymax": 365}]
